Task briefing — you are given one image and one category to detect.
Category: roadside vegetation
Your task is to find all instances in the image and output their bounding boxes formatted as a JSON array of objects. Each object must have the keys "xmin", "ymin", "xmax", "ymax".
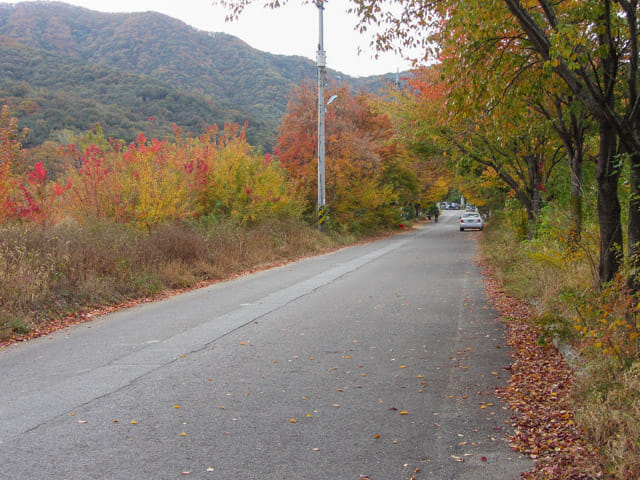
[
  {"xmin": 0, "ymin": 80, "xmax": 434, "ymax": 345},
  {"xmin": 0, "ymin": 216, "xmax": 347, "ymax": 343},
  {"xmin": 481, "ymin": 203, "xmax": 639, "ymax": 479}
]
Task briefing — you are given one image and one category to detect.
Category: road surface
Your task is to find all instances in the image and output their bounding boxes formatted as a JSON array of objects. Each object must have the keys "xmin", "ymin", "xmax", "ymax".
[{"xmin": 0, "ymin": 211, "xmax": 531, "ymax": 479}]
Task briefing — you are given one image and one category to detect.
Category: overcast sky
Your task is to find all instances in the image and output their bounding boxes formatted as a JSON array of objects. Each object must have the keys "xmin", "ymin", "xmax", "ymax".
[{"xmin": 16, "ymin": 0, "xmax": 417, "ymax": 77}]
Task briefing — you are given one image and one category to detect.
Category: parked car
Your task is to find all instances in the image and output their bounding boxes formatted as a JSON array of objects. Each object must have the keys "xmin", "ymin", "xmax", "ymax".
[{"xmin": 459, "ymin": 212, "xmax": 484, "ymax": 231}]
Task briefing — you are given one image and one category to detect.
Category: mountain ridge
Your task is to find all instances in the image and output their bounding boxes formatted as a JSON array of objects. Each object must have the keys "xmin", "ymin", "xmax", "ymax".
[{"xmin": 0, "ymin": 1, "xmax": 397, "ymax": 150}]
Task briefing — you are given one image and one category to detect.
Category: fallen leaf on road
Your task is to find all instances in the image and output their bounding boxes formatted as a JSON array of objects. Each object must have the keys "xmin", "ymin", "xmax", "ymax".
[
  {"xmin": 399, "ymin": 410, "xmax": 409, "ymax": 415},
  {"xmin": 289, "ymin": 418, "xmax": 297, "ymax": 423}
]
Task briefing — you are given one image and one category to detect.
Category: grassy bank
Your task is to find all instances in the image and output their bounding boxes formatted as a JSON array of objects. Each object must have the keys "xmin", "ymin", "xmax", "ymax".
[
  {"xmin": 481, "ymin": 211, "xmax": 640, "ymax": 479},
  {"xmin": 0, "ymin": 218, "xmax": 359, "ymax": 343}
]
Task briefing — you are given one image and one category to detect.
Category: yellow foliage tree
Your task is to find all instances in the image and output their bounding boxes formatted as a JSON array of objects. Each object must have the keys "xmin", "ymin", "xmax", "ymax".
[{"xmin": 0, "ymin": 105, "xmax": 27, "ymax": 223}]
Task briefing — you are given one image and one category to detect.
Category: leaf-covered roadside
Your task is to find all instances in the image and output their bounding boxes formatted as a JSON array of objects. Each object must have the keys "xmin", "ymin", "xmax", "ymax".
[{"xmin": 482, "ymin": 261, "xmax": 607, "ymax": 479}]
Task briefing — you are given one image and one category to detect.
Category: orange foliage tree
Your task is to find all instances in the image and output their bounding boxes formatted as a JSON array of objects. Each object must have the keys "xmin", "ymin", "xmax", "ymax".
[
  {"xmin": 277, "ymin": 83, "xmax": 407, "ymax": 231},
  {"xmin": 0, "ymin": 105, "xmax": 27, "ymax": 222},
  {"xmin": 383, "ymin": 68, "xmax": 452, "ymax": 210}
]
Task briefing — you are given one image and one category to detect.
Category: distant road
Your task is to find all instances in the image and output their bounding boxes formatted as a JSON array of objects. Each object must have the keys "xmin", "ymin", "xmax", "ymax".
[{"xmin": 0, "ymin": 211, "xmax": 531, "ymax": 479}]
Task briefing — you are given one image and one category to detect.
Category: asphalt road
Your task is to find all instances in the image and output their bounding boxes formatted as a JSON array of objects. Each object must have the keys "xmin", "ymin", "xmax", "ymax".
[{"xmin": 0, "ymin": 210, "xmax": 532, "ymax": 479}]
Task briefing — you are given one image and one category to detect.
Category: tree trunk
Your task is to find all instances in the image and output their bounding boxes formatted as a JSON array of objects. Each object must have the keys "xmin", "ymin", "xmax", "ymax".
[
  {"xmin": 526, "ymin": 154, "xmax": 543, "ymax": 240},
  {"xmin": 568, "ymin": 149, "xmax": 583, "ymax": 246},
  {"xmin": 597, "ymin": 121, "xmax": 623, "ymax": 284},
  {"xmin": 627, "ymin": 150, "xmax": 640, "ymax": 289}
]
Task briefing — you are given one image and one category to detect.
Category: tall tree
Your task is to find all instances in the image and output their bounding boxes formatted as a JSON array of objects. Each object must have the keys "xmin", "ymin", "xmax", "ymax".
[
  {"xmin": 499, "ymin": 0, "xmax": 628, "ymax": 283},
  {"xmin": 277, "ymin": 83, "xmax": 405, "ymax": 231},
  {"xmin": 348, "ymin": 0, "xmax": 631, "ymax": 284},
  {"xmin": 383, "ymin": 68, "xmax": 451, "ymax": 212}
]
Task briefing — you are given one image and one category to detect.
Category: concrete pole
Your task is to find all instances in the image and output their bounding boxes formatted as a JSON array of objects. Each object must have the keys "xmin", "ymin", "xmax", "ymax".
[{"xmin": 316, "ymin": 0, "xmax": 327, "ymax": 229}]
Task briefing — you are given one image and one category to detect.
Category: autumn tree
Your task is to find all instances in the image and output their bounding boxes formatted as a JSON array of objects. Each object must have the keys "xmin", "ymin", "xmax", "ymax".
[
  {"xmin": 335, "ymin": 0, "xmax": 630, "ymax": 283},
  {"xmin": 0, "ymin": 105, "xmax": 27, "ymax": 223},
  {"xmin": 382, "ymin": 67, "xmax": 451, "ymax": 212},
  {"xmin": 187, "ymin": 123, "xmax": 303, "ymax": 225},
  {"xmin": 277, "ymin": 83, "xmax": 407, "ymax": 231},
  {"xmin": 450, "ymin": 110, "xmax": 564, "ymax": 239}
]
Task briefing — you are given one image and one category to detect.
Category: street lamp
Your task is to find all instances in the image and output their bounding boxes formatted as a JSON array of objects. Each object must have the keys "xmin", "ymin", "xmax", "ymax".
[{"xmin": 316, "ymin": 0, "xmax": 327, "ymax": 230}]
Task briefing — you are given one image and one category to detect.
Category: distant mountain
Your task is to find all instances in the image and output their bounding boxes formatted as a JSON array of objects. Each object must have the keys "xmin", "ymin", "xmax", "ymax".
[{"xmin": 0, "ymin": 1, "xmax": 398, "ymax": 150}]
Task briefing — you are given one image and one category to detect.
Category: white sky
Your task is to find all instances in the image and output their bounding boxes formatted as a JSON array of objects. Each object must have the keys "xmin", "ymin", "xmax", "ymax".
[{"xmin": 16, "ymin": 0, "xmax": 417, "ymax": 77}]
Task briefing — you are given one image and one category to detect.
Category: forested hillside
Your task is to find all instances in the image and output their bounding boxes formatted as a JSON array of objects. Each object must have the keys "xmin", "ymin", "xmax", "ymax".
[{"xmin": 0, "ymin": 1, "xmax": 396, "ymax": 150}]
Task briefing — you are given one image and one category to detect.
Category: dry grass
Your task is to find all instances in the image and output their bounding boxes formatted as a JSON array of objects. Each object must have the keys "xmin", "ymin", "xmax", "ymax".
[
  {"xmin": 0, "ymin": 217, "xmax": 341, "ymax": 341},
  {"xmin": 575, "ymin": 361, "xmax": 640, "ymax": 477}
]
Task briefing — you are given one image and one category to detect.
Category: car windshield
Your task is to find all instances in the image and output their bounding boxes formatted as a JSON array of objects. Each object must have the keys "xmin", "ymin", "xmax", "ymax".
[{"xmin": 462, "ymin": 213, "xmax": 480, "ymax": 218}]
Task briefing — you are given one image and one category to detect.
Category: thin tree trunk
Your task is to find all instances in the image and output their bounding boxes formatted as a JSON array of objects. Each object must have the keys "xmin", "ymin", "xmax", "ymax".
[
  {"xmin": 627, "ymin": 150, "xmax": 640, "ymax": 289},
  {"xmin": 526, "ymin": 154, "xmax": 543, "ymax": 240},
  {"xmin": 568, "ymin": 149, "xmax": 583, "ymax": 246}
]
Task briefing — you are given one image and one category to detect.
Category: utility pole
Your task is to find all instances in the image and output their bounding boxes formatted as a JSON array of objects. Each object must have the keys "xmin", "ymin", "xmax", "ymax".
[{"xmin": 316, "ymin": 0, "xmax": 327, "ymax": 230}]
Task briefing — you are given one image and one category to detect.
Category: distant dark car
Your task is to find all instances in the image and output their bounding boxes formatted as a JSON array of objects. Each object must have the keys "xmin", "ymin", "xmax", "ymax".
[{"xmin": 460, "ymin": 212, "xmax": 484, "ymax": 231}]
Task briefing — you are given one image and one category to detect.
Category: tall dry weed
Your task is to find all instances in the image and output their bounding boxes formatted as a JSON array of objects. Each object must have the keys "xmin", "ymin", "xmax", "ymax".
[{"xmin": 0, "ymin": 217, "xmax": 336, "ymax": 340}]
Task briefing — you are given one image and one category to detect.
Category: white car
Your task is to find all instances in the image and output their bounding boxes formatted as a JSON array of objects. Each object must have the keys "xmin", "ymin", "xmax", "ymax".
[{"xmin": 460, "ymin": 212, "xmax": 484, "ymax": 231}]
